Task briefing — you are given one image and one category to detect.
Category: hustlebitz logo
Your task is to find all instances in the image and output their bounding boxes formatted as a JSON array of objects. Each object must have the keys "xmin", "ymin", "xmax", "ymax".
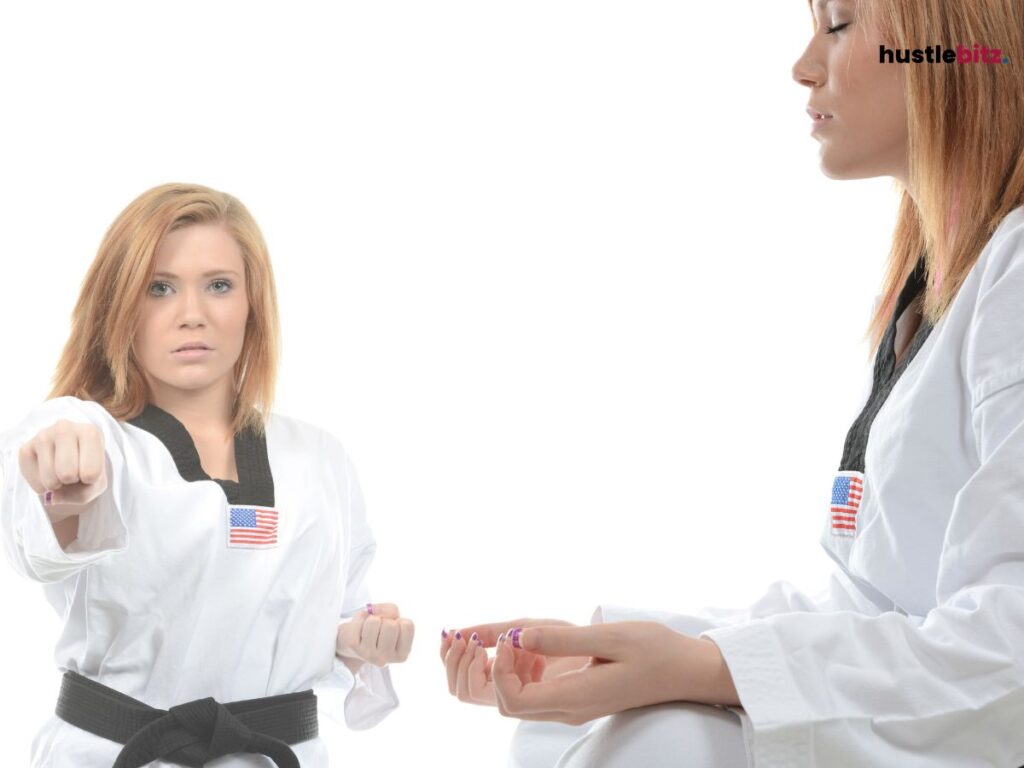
[{"xmin": 881, "ymin": 44, "xmax": 1009, "ymax": 64}]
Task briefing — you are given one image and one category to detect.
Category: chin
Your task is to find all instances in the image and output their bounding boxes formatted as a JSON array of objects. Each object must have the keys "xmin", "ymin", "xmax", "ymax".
[
  {"xmin": 818, "ymin": 159, "xmax": 881, "ymax": 182},
  {"xmin": 154, "ymin": 370, "xmax": 229, "ymax": 393},
  {"xmin": 818, "ymin": 145, "xmax": 896, "ymax": 182}
]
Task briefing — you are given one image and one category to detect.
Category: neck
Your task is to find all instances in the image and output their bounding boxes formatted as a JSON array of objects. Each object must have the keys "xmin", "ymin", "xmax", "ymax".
[{"xmin": 148, "ymin": 378, "xmax": 236, "ymax": 438}]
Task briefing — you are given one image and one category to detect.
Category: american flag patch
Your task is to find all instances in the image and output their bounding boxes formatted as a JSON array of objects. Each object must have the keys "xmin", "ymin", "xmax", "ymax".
[
  {"xmin": 227, "ymin": 505, "xmax": 279, "ymax": 549},
  {"xmin": 830, "ymin": 471, "xmax": 863, "ymax": 536}
]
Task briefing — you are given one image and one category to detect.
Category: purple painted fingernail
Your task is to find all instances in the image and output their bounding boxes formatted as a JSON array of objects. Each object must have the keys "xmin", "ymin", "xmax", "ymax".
[
  {"xmin": 470, "ymin": 632, "xmax": 479, "ymax": 643},
  {"xmin": 43, "ymin": 490, "xmax": 53, "ymax": 506},
  {"xmin": 510, "ymin": 628, "xmax": 523, "ymax": 649},
  {"xmin": 442, "ymin": 629, "xmax": 448, "ymax": 639},
  {"xmin": 455, "ymin": 631, "xmax": 462, "ymax": 641},
  {"xmin": 497, "ymin": 632, "xmax": 506, "ymax": 644},
  {"xmin": 366, "ymin": 603, "xmax": 374, "ymax": 615}
]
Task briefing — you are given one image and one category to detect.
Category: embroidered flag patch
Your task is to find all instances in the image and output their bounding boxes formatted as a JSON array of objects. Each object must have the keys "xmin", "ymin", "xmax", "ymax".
[
  {"xmin": 830, "ymin": 471, "xmax": 863, "ymax": 537},
  {"xmin": 227, "ymin": 505, "xmax": 279, "ymax": 549}
]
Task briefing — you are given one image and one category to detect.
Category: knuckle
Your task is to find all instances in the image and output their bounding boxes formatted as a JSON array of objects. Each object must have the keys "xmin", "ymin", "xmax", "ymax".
[{"xmin": 56, "ymin": 470, "xmax": 78, "ymax": 485}]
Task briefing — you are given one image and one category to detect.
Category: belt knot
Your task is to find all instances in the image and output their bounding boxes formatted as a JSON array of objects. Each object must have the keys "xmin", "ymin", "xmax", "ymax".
[{"xmin": 112, "ymin": 695, "xmax": 298, "ymax": 768}]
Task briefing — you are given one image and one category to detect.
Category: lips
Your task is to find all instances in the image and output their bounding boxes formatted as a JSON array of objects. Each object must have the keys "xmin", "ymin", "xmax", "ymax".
[
  {"xmin": 807, "ymin": 106, "xmax": 835, "ymax": 120},
  {"xmin": 174, "ymin": 342, "xmax": 211, "ymax": 352}
]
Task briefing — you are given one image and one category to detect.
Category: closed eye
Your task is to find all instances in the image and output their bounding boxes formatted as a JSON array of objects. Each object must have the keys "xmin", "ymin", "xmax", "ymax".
[{"xmin": 826, "ymin": 22, "xmax": 851, "ymax": 34}]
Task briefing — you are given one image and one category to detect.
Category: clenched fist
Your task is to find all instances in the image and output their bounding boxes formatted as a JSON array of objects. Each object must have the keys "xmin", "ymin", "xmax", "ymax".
[
  {"xmin": 18, "ymin": 419, "xmax": 107, "ymax": 518},
  {"xmin": 336, "ymin": 603, "xmax": 415, "ymax": 668}
]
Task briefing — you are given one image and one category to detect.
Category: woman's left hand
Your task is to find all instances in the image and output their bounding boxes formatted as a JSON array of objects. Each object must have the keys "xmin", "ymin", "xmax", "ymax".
[
  {"xmin": 336, "ymin": 603, "xmax": 415, "ymax": 669},
  {"xmin": 491, "ymin": 621, "xmax": 739, "ymax": 725}
]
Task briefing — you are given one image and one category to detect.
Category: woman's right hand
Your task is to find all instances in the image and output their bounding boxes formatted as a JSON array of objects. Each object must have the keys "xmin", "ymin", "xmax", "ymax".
[
  {"xmin": 440, "ymin": 618, "xmax": 589, "ymax": 707},
  {"xmin": 18, "ymin": 419, "xmax": 107, "ymax": 517}
]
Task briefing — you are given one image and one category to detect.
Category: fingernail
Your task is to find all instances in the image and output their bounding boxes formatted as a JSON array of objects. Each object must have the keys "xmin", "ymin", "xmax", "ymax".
[
  {"xmin": 366, "ymin": 603, "xmax": 374, "ymax": 615},
  {"xmin": 470, "ymin": 632, "xmax": 479, "ymax": 643},
  {"xmin": 455, "ymin": 631, "xmax": 462, "ymax": 641},
  {"xmin": 497, "ymin": 632, "xmax": 506, "ymax": 644},
  {"xmin": 43, "ymin": 491, "xmax": 53, "ymax": 506},
  {"xmin": 510, "ymin": 628, "xmax": 523, "ymax": 649},
  {"xmin": 441, "ymin": 629, "xmax": 448, "ymax": 639}
]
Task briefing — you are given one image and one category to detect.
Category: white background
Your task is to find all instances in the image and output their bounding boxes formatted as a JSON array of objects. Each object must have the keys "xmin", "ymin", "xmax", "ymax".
[{"xmin": 0, "ymin": 1, "xmax": 903, "ymax": 765}]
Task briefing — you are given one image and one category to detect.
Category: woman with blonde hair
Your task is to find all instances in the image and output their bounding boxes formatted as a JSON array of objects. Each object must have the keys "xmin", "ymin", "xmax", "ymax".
[
  {"xmin": 0, "ymin": 182, "xmax": 414, "ymax": 767},
  {"xmin": 440, "ymin": 0, "xmax": 1024, "ymax": 764}
]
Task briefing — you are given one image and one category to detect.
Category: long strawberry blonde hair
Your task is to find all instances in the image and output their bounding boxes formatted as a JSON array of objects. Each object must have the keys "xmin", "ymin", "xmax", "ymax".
[
  {"xmin": 809, "ymin": 0, "xmax": 1024, "ymax": 357},
  {"xmin": 49, "ymin": 182, "xmax": 281, "ymax": 435}
]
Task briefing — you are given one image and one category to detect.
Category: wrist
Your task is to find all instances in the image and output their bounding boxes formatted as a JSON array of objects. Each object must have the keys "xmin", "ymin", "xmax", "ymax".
[
  {"xmin": 337, "ymin": 651, "xmax": 365, "ymax": 675},
  {"xmin": 690, "ymin": 637, "xmax": 741, "ymax": 707}
]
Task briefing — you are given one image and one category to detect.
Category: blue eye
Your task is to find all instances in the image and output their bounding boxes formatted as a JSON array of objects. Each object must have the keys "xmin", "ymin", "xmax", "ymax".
[
  {"xmin": 826, "ymin": 22, "xmax": 851, "ymax": 35},
  {"xmin": 210, "ymin": 279, "xmax": 232, "ymax": 293},
  {"xmin": 149, "ymin": 281, "xmax": 172, "ymax": 297}
]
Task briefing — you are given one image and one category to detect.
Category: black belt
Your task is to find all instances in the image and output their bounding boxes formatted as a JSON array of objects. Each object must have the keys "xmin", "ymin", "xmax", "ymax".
[{"xmin": 55, "ymin": 671, "xmax": 318, "ymax": 767}]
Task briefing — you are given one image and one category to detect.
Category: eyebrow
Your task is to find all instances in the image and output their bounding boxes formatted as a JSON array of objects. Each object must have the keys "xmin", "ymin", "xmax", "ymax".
[{"xmin": 151, "ymin": 270, "xmax": 242, "ymax": 279}]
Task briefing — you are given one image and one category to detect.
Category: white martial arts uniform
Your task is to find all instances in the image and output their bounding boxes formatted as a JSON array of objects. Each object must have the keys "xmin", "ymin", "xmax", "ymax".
[
  {"xmin": 511, "ymin": 204, "xmax": 1024, "ymax": 767},
  {"xmin": 0, "ymin": 398, "xmax": 398, "ymax": 767}
]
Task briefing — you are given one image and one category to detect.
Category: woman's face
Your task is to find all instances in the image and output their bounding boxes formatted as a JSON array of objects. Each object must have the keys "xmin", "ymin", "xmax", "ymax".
[
  {"xmin": 792, "ymin": 0, "xmax": 909, "ymax": 183},
  {"xmin": 136, "ymin": 222, "xmax": 250, "ymax": 406}
]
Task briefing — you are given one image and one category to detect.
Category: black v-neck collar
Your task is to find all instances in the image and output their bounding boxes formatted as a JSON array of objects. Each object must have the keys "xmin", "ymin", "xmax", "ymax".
[
  {"xmin": 837, "ymin": 254, "xmax": 934, "ymax": 473},
  {"xmin": 879, "ymin": 254, "xmax": 933, "ymax": 380},
  {"xmin": 127, "ymin": 403, "xmax": 275, "ymax": 506}
]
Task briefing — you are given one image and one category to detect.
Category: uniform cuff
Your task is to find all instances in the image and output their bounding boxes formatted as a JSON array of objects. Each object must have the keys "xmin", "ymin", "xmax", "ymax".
[
  {"xmin": 314, "ymin": 654, "xmax": 399, "ymax": 731},
  {"xmin": 20, "ymin": 477, "xmax": 127, "ymax": 582},
  {"xmin": 700, "ymin": 620, "xmax": 813, "ymax": 765}
]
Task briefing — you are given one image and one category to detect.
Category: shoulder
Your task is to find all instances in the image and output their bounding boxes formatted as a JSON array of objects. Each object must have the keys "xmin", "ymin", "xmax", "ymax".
[
  {"xmin": 974, "ymin": 205, "xmax": 1024, "ymax": 291},
  {"xmin": 964, "ymin": 205, "xmax": 1024, "ymax": 405}
]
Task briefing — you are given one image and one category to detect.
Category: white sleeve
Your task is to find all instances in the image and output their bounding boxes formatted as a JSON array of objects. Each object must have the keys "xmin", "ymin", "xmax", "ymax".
[
  {"xmin": 314, "ymin": 453, "xmax": 399, "ymax": 731},
  {"xmin": 698, "ymin": 225, "xmax": 1024, "ymax": 766},
  {"xmin": 0, "ymin": 396, "xmax": 130, "ymax": 584}
]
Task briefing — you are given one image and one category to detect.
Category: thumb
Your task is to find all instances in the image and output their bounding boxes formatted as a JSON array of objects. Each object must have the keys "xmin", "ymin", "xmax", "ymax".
[
  {"xmin": 46, "ymin": 482, "xmax": 103, "ymax": 507},
  {"xmin": 518, "ymin": 625, "xmax": 617, "ymax": 658}
]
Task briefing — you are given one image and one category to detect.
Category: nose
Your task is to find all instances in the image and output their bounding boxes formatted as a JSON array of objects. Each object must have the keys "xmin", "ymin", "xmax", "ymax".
[
  {"xmin": 177, "ymin": 286, "xmax": 207, "ymax": 328},
  {"xmin": 792, "ymin": 40, "xmax": 825, "ymax": 89}
]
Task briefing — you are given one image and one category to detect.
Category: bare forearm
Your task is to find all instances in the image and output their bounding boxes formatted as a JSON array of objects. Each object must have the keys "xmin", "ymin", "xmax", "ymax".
[
  {"xmin": 664, "ymin": 633, "xmax": 740, "ymax": 707},
  {"xmin": 686, "ymin": 636, "xmax": 741, "ymax": 707},
  {"xmin": 46, "ymin": 502, "xmax": 88, "ymax": 551},
  {"xmin": 51, "ymin": 515, "xmax": 79, "ymax": 550}
]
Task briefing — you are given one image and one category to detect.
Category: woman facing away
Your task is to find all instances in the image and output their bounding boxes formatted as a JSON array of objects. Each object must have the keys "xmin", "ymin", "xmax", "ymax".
[
  {"xmin": 440, "ymin": 0, "xmax": 1024, "ymax": 765},
  {"xmin": 0, "ymin": 183, "xmax": 415, "ymax": 767}
]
